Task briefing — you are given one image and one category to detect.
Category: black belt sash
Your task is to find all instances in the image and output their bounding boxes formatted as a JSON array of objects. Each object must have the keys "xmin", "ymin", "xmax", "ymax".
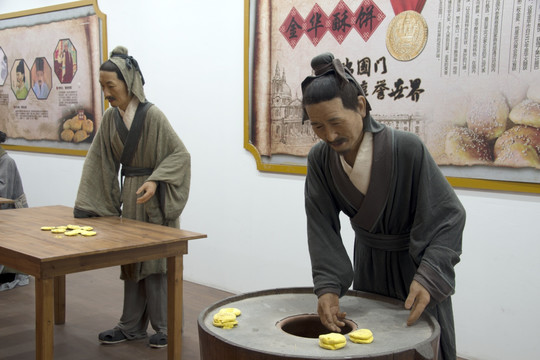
[
  {"xmin": 121, "ymin": 165, "xmax": 153, "ymax": 178},
  {"xmin": 351, "ymin": 223, "xmax": 410, "ymax": 251}
]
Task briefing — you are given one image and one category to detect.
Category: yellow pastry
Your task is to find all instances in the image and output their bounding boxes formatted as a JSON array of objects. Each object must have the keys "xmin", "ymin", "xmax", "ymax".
[
  {"xmin": 63, "ymin": 119, "xmax": 72, "ymax": 130},
  {"xmin": 73, "ymin": 130, "xmax": 89, "ymax": 143},
  {"xmin": 349, "ymin": 329, "xmax": 374, "ymax": 344},
  {"xmin": 318, "ymin": 333, "xmax": 347, "ymax": 350},
  {"xmin": 212, "ymin": 311, "xmax": 238, "ymax": 329},
  {"xmin": 70, "ymin": 117, "xmax": 83, "ymax": 130},
  {"xmin": 65, "ymin": 230, "xmax": 80, "ymax": 236},
  {"xmin": 444, "ymin": 127, "xmax": 493, "ymax": 165},
  {"xmin": 82, "ymin": 119, "xmax": 94, "ymax": 133},
  {"xmin": 80, "ymin": 226, "xmax": 94, "ymax": 231},
  {"xmin": 51, "ymin": 228, "xmax": 66, "ymax": 233},
  {"xmin": 67, "ymin": 224, "xmax": 81, "ymax": 230},
  {"xmin": 40, "ymin": 226, "xmax": 55, "ymax": 231},
  {"xmin": 80, "ymin": 230, "xmax": 97, "ymax": 236},
  {"xmin": 509, "ymin": 99, "xmax": 540, "ymax": 128},
  {"xmin": 60, "ymin": 129, "xmax": 74, "ymax": 142},
  {"xmin": 218, "ymin": 307, "xmax": 241, "ymax": 316},
  {"xmin": 466, "ymin": 92, "xmax": 509, "ymax": 140}
]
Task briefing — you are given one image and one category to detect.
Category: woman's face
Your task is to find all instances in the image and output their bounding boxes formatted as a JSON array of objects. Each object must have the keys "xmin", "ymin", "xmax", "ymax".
[{"xmin": 16, "ymin": 71, "xmax": 23, "ymax": 85}]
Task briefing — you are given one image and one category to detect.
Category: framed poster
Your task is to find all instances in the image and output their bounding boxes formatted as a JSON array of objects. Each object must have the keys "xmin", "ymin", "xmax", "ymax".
[
  {"xmin": 0, "ymin": 0, "xmax": 107, "ymax": 156},
  {"xmin": 244, "ymin": 0, "xmax": 540, "ymax": 193}
]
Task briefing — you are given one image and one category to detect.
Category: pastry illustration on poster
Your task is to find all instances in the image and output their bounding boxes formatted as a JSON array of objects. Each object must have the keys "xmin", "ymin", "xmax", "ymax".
[
  {"xmin": 245, "ymin": 0, "xmax": 540, "ymax": 192},
  {"xmin": 0, "ymin": 0, "xmax": 106, "ymax": 156}
]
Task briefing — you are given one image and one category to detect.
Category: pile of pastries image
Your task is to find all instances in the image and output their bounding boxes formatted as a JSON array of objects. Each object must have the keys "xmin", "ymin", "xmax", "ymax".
[
  {"xmin": 429, "ymin": 81, "xmax": 540, "ymax": 169},
  {"xmin": 60, "ymin": 111, "xmax": 94, "ymax": 143}
]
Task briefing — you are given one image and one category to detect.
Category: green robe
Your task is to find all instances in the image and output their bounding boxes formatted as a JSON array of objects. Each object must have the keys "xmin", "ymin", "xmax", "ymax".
[
  {"xmin": 74, "ymin": 104, "xmax": 190, "ymax": 282},
  {"xmin": 15, "ymin": 85, "xmax": 28, "ymax": 99},
  {"xmin": 305, "ymin": 121, "xmax": 465, "ymax": 360}
]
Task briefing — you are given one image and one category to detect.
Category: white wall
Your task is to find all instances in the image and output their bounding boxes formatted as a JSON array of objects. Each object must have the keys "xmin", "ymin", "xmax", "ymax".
[{"xmin": 2, "ymin": 1, "xmax": 540, "ymax": 359}]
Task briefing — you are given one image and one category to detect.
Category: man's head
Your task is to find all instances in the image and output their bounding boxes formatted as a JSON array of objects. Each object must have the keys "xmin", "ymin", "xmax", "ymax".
[
  {"xmin": 301, "ymin": 52, "xmax": 370, "ymax": 119},
  {"xmin": 99, "ymin": 46, "xmax": 146, "ymax": 110},
  {"xmin": 35, "ymin": 58, "xmax": 45, "ymax": 85},
  {"xmin": 302, "ymin": 74, "xmax": 364, "ymax": 118},
  {"xmin": 301, "ymin": 53, "xmax": 370, "ymax": 158},
  {"xmin": 99, "ymin": 62, "xmax": 131, "ymax": 111}
]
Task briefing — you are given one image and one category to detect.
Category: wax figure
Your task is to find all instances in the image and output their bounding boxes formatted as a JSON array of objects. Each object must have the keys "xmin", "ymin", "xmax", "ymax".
[
  {"xmin": 74, "ymin": 46, "xmax": 191, "ymax": 348},
  {"xmin": 0, "ymin": 130, "xmax": 30, "ymax": 290},
  {"xmin": 302, "ymin": 53, "xmax": 465, "ymax": 360}
]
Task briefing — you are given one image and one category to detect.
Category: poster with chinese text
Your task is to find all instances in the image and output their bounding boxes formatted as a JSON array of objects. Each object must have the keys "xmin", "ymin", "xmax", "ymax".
[
  {"xmin": 0, "ymin": 1, "xmax": 106, "ymax": 156},
  {"xmin": 245, "ymin": 0, "xmax": 540, "ymax": 191}
]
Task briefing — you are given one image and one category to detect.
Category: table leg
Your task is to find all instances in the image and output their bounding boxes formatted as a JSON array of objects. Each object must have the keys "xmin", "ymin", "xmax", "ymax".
[
  {"xmin": 35, "ymin": 277, "xmax": 54, "ymax": 360},
  {"xmin": 167, "ymin": 255, "xmax": 183, "ymax": 360},
  {"xmin": 54, "ymin": 275, "xmax": 66, "ymax": 324}
]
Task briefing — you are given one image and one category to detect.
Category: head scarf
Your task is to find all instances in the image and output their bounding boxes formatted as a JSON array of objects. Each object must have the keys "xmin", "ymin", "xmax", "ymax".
[
  {"xmin": 301, "ymin": 52, "xmax": 383, "ymax": 133},
  {"xmin": 108, "ymin": 46, "xmax": 146, "ymax": 103}
]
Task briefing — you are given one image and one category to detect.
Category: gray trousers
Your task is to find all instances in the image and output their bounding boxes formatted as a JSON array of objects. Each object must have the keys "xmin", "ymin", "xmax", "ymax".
[{"xmin": 116, "ymin": 273, "xmax": 167, "ymax": 339}]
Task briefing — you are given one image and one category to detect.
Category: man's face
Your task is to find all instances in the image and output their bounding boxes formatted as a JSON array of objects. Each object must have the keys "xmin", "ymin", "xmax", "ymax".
[
  {"xmin": 99, "ymin": 70, "xmax": 131, "ymax": 111},
  {"xmin": 305, "ymin": 96, "xmax": 366, "ymax": 158},
  {"xmin": 36, "ymin": 70, "xmax": 44, "ymax": 85}
]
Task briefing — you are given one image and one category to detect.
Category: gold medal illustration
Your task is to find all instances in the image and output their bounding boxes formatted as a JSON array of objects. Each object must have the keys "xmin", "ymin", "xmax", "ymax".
[{"xmin": 386, "ymin": 10, "xmax": 428, "ymax": 61}]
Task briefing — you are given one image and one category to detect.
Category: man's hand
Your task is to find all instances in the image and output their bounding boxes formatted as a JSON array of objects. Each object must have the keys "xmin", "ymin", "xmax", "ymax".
[
  {"xmin": 317, "ymin": 293, "xmax": 347, "ymax": 332},
  {"xmin": 404, "ymin": 280, "xmax": 430, "ymax": 326},
  {"xmin": 136, "ymin": 181, "xmax": 157, "ymax": 204}
]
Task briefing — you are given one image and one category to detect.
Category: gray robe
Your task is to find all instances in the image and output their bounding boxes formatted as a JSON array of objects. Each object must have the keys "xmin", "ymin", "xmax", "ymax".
[
  {"xmin": 74, "ymin": 104, "xmax": 190, "ymax": 282},
  {"xmin": 0, "ymin": 146, "xmax": 29, "ymax": 280},
  {"xmin": 305, "ymin": 122, "xmax": 465, "ymax": 360},
  {"xmin": 0, "ymin": 146, "xmax": 28, "ymax": 209}
]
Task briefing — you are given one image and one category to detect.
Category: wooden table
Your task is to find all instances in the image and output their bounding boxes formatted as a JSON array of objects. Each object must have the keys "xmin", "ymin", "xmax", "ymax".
[{"xmin": 0, "ymin": 205, "xmax": 206, "ymax": 359}]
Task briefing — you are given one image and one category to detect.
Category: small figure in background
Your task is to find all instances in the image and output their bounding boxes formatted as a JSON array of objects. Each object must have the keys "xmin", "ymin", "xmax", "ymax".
[{"xmin": 0, "ymin": 130, "xmax": 30, "ymax": 290}]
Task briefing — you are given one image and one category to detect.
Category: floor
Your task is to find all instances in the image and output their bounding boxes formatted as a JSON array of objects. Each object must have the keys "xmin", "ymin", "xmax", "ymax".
[
  {"xmin": 0, "ymin": 268, "xmax": 468, "ymax": 360},
  {"xmin": 0, "ymin": 267, "xmax": 234, "ymax": 360}
]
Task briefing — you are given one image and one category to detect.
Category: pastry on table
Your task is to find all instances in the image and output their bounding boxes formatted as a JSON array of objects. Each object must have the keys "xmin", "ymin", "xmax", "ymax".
[{"xmin": 319, "ymin": 332, "xmax": 347, "ymax": 350}]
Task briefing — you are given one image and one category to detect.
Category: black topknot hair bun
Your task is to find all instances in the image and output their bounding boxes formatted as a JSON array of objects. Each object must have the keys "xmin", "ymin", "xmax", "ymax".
[{"xmin": 311, "ymin": 52, "xmax": 335, "ymax": 74}]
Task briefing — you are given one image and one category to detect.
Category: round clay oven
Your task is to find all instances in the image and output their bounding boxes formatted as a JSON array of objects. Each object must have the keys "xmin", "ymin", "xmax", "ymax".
[{"xmin": 198, "ymin": 287, "xmax": 440, "ymax": 360}]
